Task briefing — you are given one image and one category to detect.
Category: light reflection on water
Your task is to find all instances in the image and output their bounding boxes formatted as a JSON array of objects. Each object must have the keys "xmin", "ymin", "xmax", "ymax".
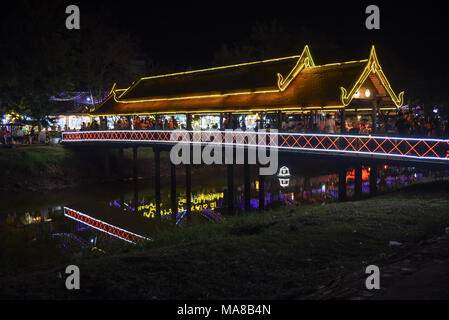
[{"xmin": 0, "ymin": 165, "xmax": 441, "ymax": 252}]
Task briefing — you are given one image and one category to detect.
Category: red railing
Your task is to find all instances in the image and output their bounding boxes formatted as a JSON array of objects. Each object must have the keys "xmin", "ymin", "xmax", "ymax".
[{"xmin": 61, "ymin": 130, "xmax": 449, "ymax": 163}]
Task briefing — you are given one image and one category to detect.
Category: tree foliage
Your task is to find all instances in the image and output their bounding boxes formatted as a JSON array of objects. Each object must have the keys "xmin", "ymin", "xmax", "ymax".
[
  {"xmin": 212, "ymin": 19, "xmax": 340, "ymax": 66},
  {"xmin": 0, "ymin": 1, "xmax": 77, "ymax": 125},
  {"xmin": 0, "ymin": 1, "xmax": 145, "ymax": 125}
]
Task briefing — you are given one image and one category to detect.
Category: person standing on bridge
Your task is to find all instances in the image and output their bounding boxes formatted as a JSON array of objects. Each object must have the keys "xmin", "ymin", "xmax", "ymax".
[{"xmin": 324, "ymin": 114, "xmax": 336, "ymax": 134}]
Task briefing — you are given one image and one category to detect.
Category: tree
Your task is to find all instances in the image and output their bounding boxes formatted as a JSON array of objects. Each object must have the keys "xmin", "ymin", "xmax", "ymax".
[
  {"xmin": 0, "ymin": 1, "xmax": 148, "ymax": 125},
  {"xmin": 74, "ymin": 10, "xmax": 146, "ymax": 99},
  {"xmin": 212, "ymin": 19, "xmax": 340, "ymax": 66},
  {"xmin": 0, "ymin": 1, "xmax": 78, "ymax": 127}
]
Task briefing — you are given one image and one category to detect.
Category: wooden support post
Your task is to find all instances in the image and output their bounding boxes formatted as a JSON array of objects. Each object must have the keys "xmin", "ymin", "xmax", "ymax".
[
  {"xmin": 340, "ymin": 109, "xmax": 346, "ymax": 134},
  {"xmin": 277, "ymin": 111, "xmax": 282, "ymax": 130},
  {"xmin": 154, "ymin": 147, "xmax": 161, "ymax": 218},
  {"xmin": 170, "ymin": 162, "xmax": 177, "ymax": 221},
  {"xmin": 338, "ymin": 166, "xmax": 347, "ymax": 202},
  {"xmin": 355, "ymin": 163, "xmax": 363, "ymax": 198},
  {"xmin": 369, "ymin": 165, "xmax": 378, "ymax": 196},
  {"xmin": 219, "ymin": 113, "xmax": 224, "ymax": 130},
  {"xmin": 132, "ymin": 146, "xmax": 138, "ymax": 180},
  {"xmin": 186, "ymin": 113, "xmax": 192, "ymax": 130},
  {"xmin": 371, "ymin": 100, "xmax": 378, "ymax": 134}
]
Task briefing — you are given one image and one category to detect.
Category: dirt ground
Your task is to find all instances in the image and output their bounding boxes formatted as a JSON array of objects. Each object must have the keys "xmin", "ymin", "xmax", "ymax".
[{"xmin": 306, "ymin": 231, "xmax": 449, "ymax": 299}]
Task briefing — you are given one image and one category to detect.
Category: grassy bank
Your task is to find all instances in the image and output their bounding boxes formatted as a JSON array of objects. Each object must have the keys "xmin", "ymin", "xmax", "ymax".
[{"xmin": 1, "ymin": 181, "xmax": 448, "ymax": 299}]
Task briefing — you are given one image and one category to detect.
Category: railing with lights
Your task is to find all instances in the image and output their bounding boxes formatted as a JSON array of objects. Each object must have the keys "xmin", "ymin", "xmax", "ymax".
[
  {"xmin": 61, "ymin": 130, "xmax": 449, "ymax": 163},
  {"xmin": 64, "ymin": 207, "xmax": 151, "ymax": 244}
]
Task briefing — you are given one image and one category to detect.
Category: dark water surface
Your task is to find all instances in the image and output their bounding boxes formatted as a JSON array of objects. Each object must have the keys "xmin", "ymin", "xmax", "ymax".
[{"xmin": 0, "ymin": 157, "xmax": 442, "ymax": 263}]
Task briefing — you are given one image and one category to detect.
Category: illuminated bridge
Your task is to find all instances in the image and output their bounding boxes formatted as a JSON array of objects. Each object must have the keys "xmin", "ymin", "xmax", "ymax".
[
  {"xmin": 61, "ymin": 130, "xmax": 449, "ymax": 166},
  {"xmin": 59, "ymin": 45, "xmax": 449, "ymax": 212}
]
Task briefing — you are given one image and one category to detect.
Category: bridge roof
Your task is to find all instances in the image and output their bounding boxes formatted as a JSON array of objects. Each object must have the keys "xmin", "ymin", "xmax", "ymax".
[{"xmin": 92, "ymin": 46, "xmax": 404, "ymax": 115}]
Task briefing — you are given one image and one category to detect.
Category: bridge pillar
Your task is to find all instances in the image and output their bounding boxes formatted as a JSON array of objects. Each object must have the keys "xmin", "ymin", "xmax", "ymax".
[
  {"xmin": 118, "ymin": 147, "xmax": 124, "ymax": 180},
  {"xmin": 171, "ymin": 162, "xmax": 177, "ymax": 221},
  {"xmin": 186, "ymin": 164, "xmax": 191, "ymax": 218},
  {"xmin": 132, "ymin": 146, "xmax": 138, "ymax": 180},
  {"xmin": 338, "ymin": 166, "xmax": 347, "ymax": 202},
  {"xmin": 258, "ymin": 165, "xmax": 265, "ymax": 211},
  {"xmin": 120, "ymin": 189, "xmax": 125, "ymax": 208},
  {"xmin": 133, "ymin": 180, "xmax": 139, "ymax": 214},
  {"xmin": 103, "ymin": 147, "xmax": 110, "ymax": 177},
  {"xmin": 154, "ymin": 147, "xmax": 161, "ymax": 218},
  {"xmin": 369, "ymin": 165, "xmax": 378, "ymax": 196},
  {"xmin": 355, "ymin": 163, "xmax": 363, "ymax": 198},
  {"xmin": 227, "ymin": 164, "xmax": 234, "ymax": 213},
  {"xmin": 244, "ymin": 148, "xmax": 251, "ymax": 211}
]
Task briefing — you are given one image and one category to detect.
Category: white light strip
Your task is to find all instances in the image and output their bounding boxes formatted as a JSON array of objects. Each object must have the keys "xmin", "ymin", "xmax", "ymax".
[{"xmin": 62, "ymin": 130, "xmax": 449, "ymax": 143}]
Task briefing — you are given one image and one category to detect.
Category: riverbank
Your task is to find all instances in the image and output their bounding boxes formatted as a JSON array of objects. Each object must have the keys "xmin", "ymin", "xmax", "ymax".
[
  {"xmin": 1, "ymin": 181, "xmax": 448, "ymax": 299},
  {"xmin": 0, "ymin": 145, "xmax": 172, "ymax": 192}
]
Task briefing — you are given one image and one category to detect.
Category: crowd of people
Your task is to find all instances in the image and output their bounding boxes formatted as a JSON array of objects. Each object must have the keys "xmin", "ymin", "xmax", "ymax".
[
  {"xmin": 0, "ymin": 126, "xmax": 46, "ymax": 145},
  {"xmin": 393, "ymin": 112, "xmax": 447, "ymax": 138},
  {"xmin": 5, "ymin": 111, "xmax": 446, "ymax": 144},
  {"xmin": 79, "ymin": 116, "xmax": 185, "ymax": 131},
  {"xmin": 75, "ymin": 112, "xmax": 449, "ymax": 139},
  {"xmin": 279, "ymin": 112, "xmax": 449, "ymax": 138}
]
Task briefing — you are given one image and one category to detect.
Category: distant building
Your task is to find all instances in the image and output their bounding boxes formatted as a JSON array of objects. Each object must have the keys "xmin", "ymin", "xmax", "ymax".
[{"xmin": 49, "ymin": 91, "xmax": 109, "ymax": 130}]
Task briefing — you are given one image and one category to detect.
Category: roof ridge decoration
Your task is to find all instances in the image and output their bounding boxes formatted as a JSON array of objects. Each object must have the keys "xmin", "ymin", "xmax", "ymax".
[
  {"xmin": 116, "ymin": 54, "xmax": 301, "ymax": 100},
  {"xmin": 340, "ymin": 45, "xmax": 404, "ymax": 107},
  {"xmin": 277, "ymin": 45, "xmax": 315, "ymax": 92}
]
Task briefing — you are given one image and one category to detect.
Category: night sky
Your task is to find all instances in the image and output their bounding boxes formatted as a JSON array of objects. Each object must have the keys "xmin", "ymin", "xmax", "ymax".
[{"xmin": 4, "ymin": 1, "xmax": 449, "ymax": 104}]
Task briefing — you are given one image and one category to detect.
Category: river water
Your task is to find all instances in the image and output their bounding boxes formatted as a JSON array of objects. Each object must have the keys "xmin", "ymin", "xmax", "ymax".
[{"xmin": 0, "ymin": 157, "xmax": 443, "ymax": 263}]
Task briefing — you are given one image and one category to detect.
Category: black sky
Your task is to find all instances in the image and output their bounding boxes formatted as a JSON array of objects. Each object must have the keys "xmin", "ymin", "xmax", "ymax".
[
  {"xmin": 4, "ymin": 1, "xmax": 449, "ymax": 104},
  {"xmin": 78, "ymin": 1, "xmax": 449, "ymax": 102}
]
